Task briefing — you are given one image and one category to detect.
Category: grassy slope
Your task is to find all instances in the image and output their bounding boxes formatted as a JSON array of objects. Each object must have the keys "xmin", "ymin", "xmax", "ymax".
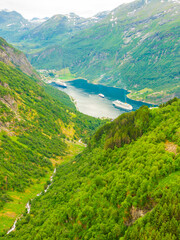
[
  {"xmin": 0, "ymin": 173, "xmax": 51, "ymax": 234},
  {"xmin": 4, "ymin": 98, "xmax": 180, "ymax": 239}
]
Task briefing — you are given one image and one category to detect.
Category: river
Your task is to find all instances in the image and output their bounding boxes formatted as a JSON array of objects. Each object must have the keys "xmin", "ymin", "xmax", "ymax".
[
  {"xmin": 7, "ymin": 168, "xmax": 57, "ymax": 235},
  {"xmin": 51, "ymin": 79, "xmax": 153, "ymax": 119}
]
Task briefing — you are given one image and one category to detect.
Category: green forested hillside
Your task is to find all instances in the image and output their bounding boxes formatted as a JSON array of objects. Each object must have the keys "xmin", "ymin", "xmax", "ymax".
[
  {"xmin": 0, "ymin": 60, "xmax": 102, "ymax": 200},
  {"xmin": 0, "ymin": 39, "xmax": 103, "ymax": 234},
  {"xmin": 5, "ymin": 98, "xmax": 180, "ymax": 239},
  {"xmin": 0, "ymin": 0, "xmax": 179, "ymax": 237}
]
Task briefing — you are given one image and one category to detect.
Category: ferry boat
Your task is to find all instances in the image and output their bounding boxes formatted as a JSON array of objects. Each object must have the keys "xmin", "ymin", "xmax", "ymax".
[
  {"xmin": 52, "ymin": 80, "xmax": 67, "ymax": 88},
  {"xmin": 98, "ymin": 93, "xmax": 105, "ymax": 98},
  {"xmin": 112, "ymin": 100, "xmax": 133, "ymax": 110}
]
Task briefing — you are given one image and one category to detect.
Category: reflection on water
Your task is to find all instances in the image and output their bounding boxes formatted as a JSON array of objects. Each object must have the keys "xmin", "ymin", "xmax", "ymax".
[{"xmin": 51, "ymin": 79, "xmax": 152, "ymax": 119}]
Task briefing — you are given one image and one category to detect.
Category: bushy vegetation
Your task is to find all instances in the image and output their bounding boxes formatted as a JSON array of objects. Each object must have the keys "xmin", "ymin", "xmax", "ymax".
[
  {"xmin": 5, "ymin": 98, "xmax": 180, "ymax": 239},
  {"xmin": 92, "ymin": 106, "xmax": 150, "ymax": 150}
]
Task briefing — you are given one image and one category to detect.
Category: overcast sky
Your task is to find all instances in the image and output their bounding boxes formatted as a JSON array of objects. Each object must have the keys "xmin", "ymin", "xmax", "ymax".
[{"xmin": 1, "ymin": 0, "xmax": 134, "ymax": 19}]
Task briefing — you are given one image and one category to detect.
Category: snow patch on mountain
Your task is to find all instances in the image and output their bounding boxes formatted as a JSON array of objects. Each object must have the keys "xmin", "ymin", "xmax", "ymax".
[{"xmin": 29, "ymin": 18, "xmax": 48, "ymax": 24}]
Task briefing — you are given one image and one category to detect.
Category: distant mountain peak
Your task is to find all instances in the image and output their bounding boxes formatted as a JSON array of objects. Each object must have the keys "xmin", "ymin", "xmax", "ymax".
[
  {"xmin": 0, "ymin": 9, "xmax": 21, "ymax": 15},
  {"xmin": 68, "ymin": 12, "xmax": 79, "ymax": 18},
  {"xmin": 0, "ymin": 8, "xmax": 12, "ymax": 12},
  {"xmin": 94, "ymin": 11, "xmax": 110, "ymax": 19}
]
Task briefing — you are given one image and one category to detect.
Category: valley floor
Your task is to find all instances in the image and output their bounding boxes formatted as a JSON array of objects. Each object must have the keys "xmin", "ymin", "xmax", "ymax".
[{"xmin": 0, "ymin": 140, "xmax": 85, "ymax": 236}]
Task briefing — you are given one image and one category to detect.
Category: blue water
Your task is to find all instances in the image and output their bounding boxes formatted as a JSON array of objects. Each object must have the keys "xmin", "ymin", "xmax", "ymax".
[{"xmin": 51, "ymin": 79, "xmax": 153, "ymax": 119}]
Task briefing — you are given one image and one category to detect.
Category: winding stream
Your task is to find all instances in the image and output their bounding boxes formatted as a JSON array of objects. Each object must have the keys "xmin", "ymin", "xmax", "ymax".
[{"xmin": 7, "ymin": 168, "xmax": 57, "ymax": 235}]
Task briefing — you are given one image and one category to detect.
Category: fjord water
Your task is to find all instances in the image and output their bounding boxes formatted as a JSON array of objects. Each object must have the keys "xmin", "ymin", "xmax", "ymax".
[{"xmin": 51, "ymin": 79, "xmax": 152, "ymax": 119}]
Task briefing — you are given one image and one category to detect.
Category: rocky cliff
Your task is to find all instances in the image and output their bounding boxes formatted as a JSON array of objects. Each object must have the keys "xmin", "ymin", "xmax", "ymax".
[{"xmin": 0, "ymin": 37, "xmax": 39, "ymax": 79}]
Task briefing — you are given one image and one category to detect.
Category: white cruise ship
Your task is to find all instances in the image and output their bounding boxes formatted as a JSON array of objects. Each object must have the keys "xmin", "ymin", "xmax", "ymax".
[
  {"xmin": 52, "ymin": 80, "xmax": 67, "ymax": 88},
  {"xmin": 98, "ymin": 93, "xmax": 105, "ymax": 98},
  {"xmin": 112, "ymin": 100, "xmax": 133, "ymax": 110}
]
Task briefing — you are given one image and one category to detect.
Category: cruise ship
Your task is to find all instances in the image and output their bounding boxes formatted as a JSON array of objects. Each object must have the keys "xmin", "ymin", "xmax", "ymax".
[
  {"xmin": 112, "ymin": 100, "xmax": 133, "ymax": 110},
  {"xmin": 52, "ymin": 80, "xmax": 67, "ymax": 88},
  {"xmin": 98, "ymin": 93, "xmax": 105, "ymax": 98}
]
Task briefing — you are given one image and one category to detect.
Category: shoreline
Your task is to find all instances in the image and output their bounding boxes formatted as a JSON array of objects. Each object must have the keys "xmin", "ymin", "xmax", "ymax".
[
  {"xmin": 69, "ymin": 96, "xmax": 79, "ymax": 111},
  {"xmin": 46, "ymin": 77, "xmax": 155, "ymax": 106},
  {"xmin": 126, "ymin": 94, "xmax": 157, "ymax": 106},
  {"xmin": 64, "ymin": 78, "xmax": 155, "ymax": 106}
]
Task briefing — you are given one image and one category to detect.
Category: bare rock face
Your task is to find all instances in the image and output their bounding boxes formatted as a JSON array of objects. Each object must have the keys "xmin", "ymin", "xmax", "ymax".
[
  {"xmin": 0, "ymin": 47, "xmax": 14, "ymax": 67},
  {"xmin": 124, "ymin": 206, "xmax": 147, "ymax": 226},
  {"xmin": 130, "ymin": 206, "xmax": 146, "ymax": 222},
  {"xmin": 0, "ymin": 37, "xmax": 40, "ymax": 79},
  {"xmin": 0, "ymin": 92, "xmax": 19, "ymax": 133},
  {"xmin": 0, "ymin": 94, "xmax": 18, "ymax": 113}
]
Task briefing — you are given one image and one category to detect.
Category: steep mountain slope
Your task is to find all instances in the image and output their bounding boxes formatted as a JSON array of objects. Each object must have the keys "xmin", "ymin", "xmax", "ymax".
[
  {"xmin": 0, "ymin": 37, "xmax": 39, "ymax": 79},
  {"xmin": 5, "ymin": 98, "xmax": 180, "ymax": 239},
  {"xmin": 0, "ymin": 38, "xmax": 103, "ymax": 234},
  {"xmin": 28, "ymin": 0, "xmax": 180, "ymax": 104}
]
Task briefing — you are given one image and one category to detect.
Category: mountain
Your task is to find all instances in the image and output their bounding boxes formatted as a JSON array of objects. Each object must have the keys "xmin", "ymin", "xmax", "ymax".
[
  {"xmin": 16, "ymin": 12, "xmax": 109, "ymax": 53},
  {"xmin": 0, "ymin": 38, "xmax": 103, "ymax": 234},
  {"xmin": 0, "ymin": 9, "xmax": 109, "ymax": 53},
  {"xmin": 4, "ymin": 98, "xmax": 180, "ymax": 239},
  {"xmin": 24, "ymin": 12, "xmax": 109, "ymax": 39},
  {"xmin": 0, "ymin": 10, "xmax": 49, "ymax": 43},
  {"xmin": 0, "ymin": 37, "xmax": 39, "ymax": 79},
  {"xmin": 26, "ymin": 0, "xmax": 179, "ymax": 104},
  {"xmin": 0, "ymin": 10, "xmax": 30, "ymax": 42}
]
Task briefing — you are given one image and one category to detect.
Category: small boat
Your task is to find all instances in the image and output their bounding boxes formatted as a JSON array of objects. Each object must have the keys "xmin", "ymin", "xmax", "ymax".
[
  {"xmin": 98, "ymin": 93, "xmax": 105, "ymax": 98},
  {"xmin": 112, "ymin": 100, "xmax": 133, "ymax": 110},
  {"xmin": 52, "ymin": 80, "xmax": 67, "ymax": 88}
]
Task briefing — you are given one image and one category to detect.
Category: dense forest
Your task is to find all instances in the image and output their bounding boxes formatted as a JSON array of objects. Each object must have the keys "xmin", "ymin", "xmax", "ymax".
[
  {"xmin": 0, "ymin": 57, "xmax": 103, "ymax": 225},
  {"xmin": 3, "ymin": 98, "xmax": 179, "ymax": 239}
]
